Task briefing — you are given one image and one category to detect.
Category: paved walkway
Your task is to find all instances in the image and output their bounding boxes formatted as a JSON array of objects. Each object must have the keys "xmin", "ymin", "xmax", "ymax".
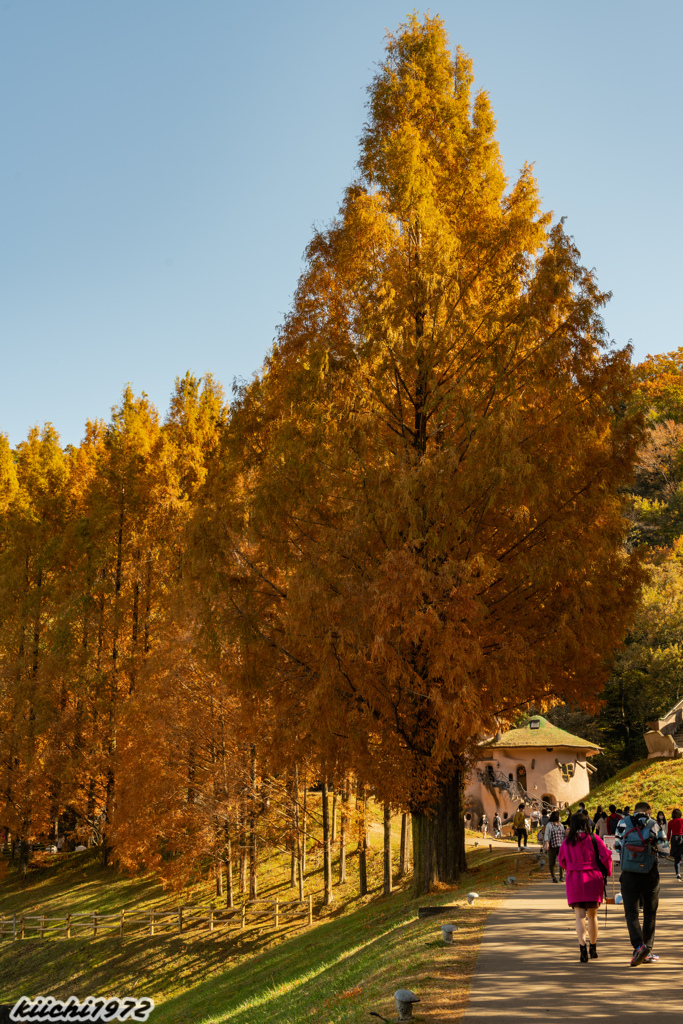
[{"xmin": 463, "ymin": 866, "xmax": 683, "ymax": 1022}]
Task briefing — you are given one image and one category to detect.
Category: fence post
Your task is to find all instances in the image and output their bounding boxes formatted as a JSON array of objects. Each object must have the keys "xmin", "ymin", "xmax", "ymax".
[
  {"xmin": 119, "ymin": 909, "xmax": 125, "ymax": 938},
  {"xmin": 149, "ymin": 911, "xmax": 154, "ymax": 937},
  {"xmin": 93, "ymin": 912, "xmax": 98, "ymax": 939},
  {"xmin": 40, "ymin": 914, "xmax": 44, "ymax": 939},
  {"xmin": 1, "ymin": 916, "xmax": 4, "ymax": 939},
  {"xmin": 240, "ymin": 903, "xmax": 245, "ymax": 930},
  {"xmin": 178, "ymin": 908, "xmax": 183, "ymax": 935},
  {"xmin": 20, "ymin": 915, "xmax": 24, "ymax": 940},
  {"xmin": 208, "ymin": 908, "xmax": 214, "ymax": 933},
  {"xmin": 12, "ymin": 914, "xmax": 16, "ymax": 942},
  {"xmin": 273, "ymin": 899, "xmax": 279, "ymax": 929},
  {"xmin": 66, "ymin": 913, "xmax": 71, "ymax": 939},
  {"xmin": 307, "ymin": 895, "xmax": 313, "ymax": 927}
]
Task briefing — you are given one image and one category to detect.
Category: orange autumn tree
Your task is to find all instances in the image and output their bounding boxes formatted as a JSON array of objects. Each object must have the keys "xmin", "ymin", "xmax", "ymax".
[
  {"xmin": 0, "ymin": 426, "xmax": 70, "ymax": 871},
  {"xmin": 198, "ymin": 14, "xmax": 644, "ymax": 893},
  {"xmin": 633, "ymin": 347, "xmax": 683, "ymax": 421}
]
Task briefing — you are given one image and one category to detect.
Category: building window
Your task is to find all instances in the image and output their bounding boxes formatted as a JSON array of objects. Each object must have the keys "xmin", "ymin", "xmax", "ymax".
[
  {"xmin": 516, "ymin": 765, "xmax": 527, "ymax": 791},
  {"xmin": 486, "ymin": 765, "xmax": 495, "ymax": 782},
  {"xmin": 508, "ymin": 773, "xmax": 513, "ymax": 781}
]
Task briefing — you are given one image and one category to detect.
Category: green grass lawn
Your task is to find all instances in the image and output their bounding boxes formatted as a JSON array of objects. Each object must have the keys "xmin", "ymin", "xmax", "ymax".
[
  {"xmin": 581, "ymin": 757, "xmax": 683, "ymax": 816},
  {"xmin": 0, "ymin": 806, "xmax": 536, "ymax": 1022}
]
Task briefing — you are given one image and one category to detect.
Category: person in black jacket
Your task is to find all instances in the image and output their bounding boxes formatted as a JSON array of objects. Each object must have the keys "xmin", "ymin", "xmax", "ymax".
[{"xmin": 615, "ymin": 801, "xmax": 668, "ymax": 967}]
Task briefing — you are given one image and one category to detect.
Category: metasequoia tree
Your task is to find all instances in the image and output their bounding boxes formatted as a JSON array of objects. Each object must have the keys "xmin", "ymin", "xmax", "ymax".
[
  {"xmin": 200, "ymin": 15, "xmax": 644, "ymax": 892},
  {"xmin": 0, "ymin": 426, "xmax": 69, "ymax": 870},
  {"xmin": 0, "ymin": 375, "xmax": 230, "ymax": 878}
]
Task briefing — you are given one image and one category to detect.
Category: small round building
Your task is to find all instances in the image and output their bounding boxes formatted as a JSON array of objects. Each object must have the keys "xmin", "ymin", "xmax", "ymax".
[{"xmin": 464, "ymin": 715, "xmax": 600, "ymax": 828}]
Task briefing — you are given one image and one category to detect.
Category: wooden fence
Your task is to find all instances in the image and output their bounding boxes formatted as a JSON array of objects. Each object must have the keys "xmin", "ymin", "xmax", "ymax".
[{"xmin": 0, "ymin": 895, "xmax": 314, "ymax": 941}]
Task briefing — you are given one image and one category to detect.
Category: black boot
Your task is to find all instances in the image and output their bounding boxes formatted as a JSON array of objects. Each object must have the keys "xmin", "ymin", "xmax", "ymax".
[
  {"xmin": 589, "ymin": 943, "xmax": 598, "ymax": 959},
  {"xmin": 579, "ymin": 944, "xmax": 588, "ymax": 963}
]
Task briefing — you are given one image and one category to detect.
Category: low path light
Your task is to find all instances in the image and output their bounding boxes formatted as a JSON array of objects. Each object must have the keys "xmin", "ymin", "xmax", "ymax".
[{"xmin": 394, "ymin": 989, "xmax": 420, "ymax": 1020}]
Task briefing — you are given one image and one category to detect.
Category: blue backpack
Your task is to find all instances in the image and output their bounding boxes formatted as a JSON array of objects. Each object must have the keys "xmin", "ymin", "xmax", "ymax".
[{"xmin": 620, "ymin": 817, "xmax": 657, "ymax": 874}]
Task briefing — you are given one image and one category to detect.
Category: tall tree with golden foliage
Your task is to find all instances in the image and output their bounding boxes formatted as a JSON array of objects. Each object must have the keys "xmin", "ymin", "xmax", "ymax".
[{"xmin": 197, "ymin": 15, "xmax": 644, "ymax": 892}]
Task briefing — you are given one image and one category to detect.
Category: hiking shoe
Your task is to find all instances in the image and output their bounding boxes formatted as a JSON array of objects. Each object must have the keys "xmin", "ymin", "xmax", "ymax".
[
  {"xmin": 643, "ymin": 952, "xmax": 660, "ymax": 963},
  {"xmin": 589, "ymin": 943, "xmax": 598, "ymax": 959},
  {"xmin": 630, "ymin": 944, "xmax": 650, "ymax": 967}
]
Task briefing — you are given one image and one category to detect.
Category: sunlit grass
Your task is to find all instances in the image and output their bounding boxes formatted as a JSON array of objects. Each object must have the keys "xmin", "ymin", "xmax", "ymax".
[
  {"xmin": 0, "ymin": 803, "xmax": 535, "ymax": 1021},
  {"xmin": 578, "ymin": 757, "xmax": 683, "ymax": 815}
]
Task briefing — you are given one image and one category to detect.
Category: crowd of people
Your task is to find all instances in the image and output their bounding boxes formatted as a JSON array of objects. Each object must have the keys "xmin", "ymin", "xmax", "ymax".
[{"xmin": 532, "ymin": 800, "xmax": 681, "ymax": 966}]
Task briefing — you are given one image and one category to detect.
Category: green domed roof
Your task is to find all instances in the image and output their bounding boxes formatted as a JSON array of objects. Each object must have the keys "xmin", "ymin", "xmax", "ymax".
[{"xmin": 484, "ymin": 715, "xmax": 601, "ymax": 752}]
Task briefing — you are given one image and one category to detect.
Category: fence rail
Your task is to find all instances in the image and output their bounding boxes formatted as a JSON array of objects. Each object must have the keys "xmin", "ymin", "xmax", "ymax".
[{"xmin": 0, "ymin": 895, "xmax": 314, "ymax": 941}]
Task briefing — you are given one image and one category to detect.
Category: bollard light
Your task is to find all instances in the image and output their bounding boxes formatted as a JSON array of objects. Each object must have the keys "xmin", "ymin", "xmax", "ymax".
[
  {"xmin": 394, "ymin": 989, "xmax": 420, "ymax": 1021},
  {"xmin": 466, "ymin": 892, "xmax": 479, "ymax": 904},
  {"xmin": 441, "ymin": 923, "xmax": 457, "ymax": 943}
]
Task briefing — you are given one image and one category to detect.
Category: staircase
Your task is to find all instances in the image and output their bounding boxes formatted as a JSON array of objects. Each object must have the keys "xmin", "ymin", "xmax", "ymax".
[{"xmin": 673, "ymin": 727, "xmax": 683, "ymax": 750}]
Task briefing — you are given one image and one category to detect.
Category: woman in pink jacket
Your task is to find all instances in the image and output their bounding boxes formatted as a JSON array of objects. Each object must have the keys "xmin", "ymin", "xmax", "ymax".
[{"xmin": 558, "ymin": 810, "xmax": 612, "ymax": 962}]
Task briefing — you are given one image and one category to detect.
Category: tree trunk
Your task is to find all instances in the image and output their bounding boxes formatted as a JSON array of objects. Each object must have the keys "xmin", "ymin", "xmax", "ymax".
[
  {"xmin": 290, "ymin": 771, "xmax": 297, "ymax": 888},
  {"xmin": 19, "ymin": 834, "xmax": 30, "ymax": 878},
  {"xmin": 294, "ymin": 764, "xmax": 304, "ymax": 900},
  {"xmin": 399, "ymin": 812, "xmax": 410, "ymax": 877},
  {"xmin": 249, "ymin": 746, "xmax": 258, "ymax": 900},
  {"xmin": 358, "ymin": 783, "xmax": 367, "ymax": 896},
  {"xmin": 322, "ymin": 780, "xmax": 333, "ymax": 906},
  {"xmin": 338, "ymin": 776, "xmax": 348, "ymax": 885},
  {"xmin": 239, "ymin": 793, "xmax": 247, "ymax": 894},
  {"xmin": 301, "ymin": 770, "xmax": 307, "ymax": 875},
  {"xmin": 411, "ymin": 769, "xmax": 466, "ymax": 895},
  {"xmin": 225, "ymin": 838, "xmax": 234, "ymax": 909},
  {"xmin": 383, "ymin": 803, "xmax": 392, "ymax": 895},
  {"xmin": 215, "ymin": 859, "xmax": 223, "ymax": 897},
  {"xmin": 331, "ymin": 786, "xmax": 337, "ymax": 843},
  {"xmin": 363, "ymin": 791, "xmax": 371, "ymax": 849},
  {"xmin": 359, "ymin": 846, "xmax": 368, "ymax": 897}
]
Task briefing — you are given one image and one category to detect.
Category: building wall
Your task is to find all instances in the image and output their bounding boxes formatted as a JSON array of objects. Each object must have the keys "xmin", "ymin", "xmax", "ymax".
[{"xmin": 464, "ymin": 746, "xmax": 592, "ymax": 828}]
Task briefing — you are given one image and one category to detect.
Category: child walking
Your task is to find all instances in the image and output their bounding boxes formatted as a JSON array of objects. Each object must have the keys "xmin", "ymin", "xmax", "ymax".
[{"xmin": 558, "ymin": 810, "xmax": 612, "ymax": 963}]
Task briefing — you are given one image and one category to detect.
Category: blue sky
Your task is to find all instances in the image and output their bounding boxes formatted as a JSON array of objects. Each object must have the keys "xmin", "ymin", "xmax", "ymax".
[{"xmin": 1, "ymin": 1, "xmax": 681, "ymax": 446}]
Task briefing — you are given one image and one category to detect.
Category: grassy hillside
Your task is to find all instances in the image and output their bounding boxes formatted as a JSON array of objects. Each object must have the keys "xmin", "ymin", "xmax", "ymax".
[
  {"xmin": 0, "ymin": 828, "xmax": 534, "ymax": 1022},
  {"xmin": 582, "ymin": 756, "xmax": 683, "ymax": 815},
  {"xmin": 0, "ymin": 799, "xmax": 539, "ymax": 1022}
]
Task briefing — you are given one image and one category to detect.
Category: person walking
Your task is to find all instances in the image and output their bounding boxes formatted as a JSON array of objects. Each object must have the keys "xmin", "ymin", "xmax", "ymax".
[
  {"xmin": 606, "ymin": 804, "xmax": 622, "ymax": 835},
  {"xmin": 493, "ymin": 812, "xmax": 502, "ymax": 839},
  {"xmin": 594, "ymin": 812, "xmax": 608, "ymax": 839},
  {"xmin": 558, "ymin": 810, "xmax": 612, "ymax": 963},
  {"xmin": 667, "ymin": 808, "xmax": 683, "ymax": 880},
  {"xmin": 615, "ymin": 801, "xmax": 668, "ymax": 966},
  {"xmin": 578, "ymin": 802, "xmax": 594, "ymax": 831},
  {"xmin": 544, "ymin": 810, "xmax": 565, "ymax": 883},
  {"xmin": 480, "ymin": 813, "xmax": 489, "ymax": 838},
  {"xmin": 513, "ymin": 803, "xmax": 528, "ymax": 849},
  {"xmin": 656, "ymin": 810, "xmax": 667, "ymax": 834},
  {"xmin": 591, "ymin": 805, "xmax": 604, "ymax": 832}
]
